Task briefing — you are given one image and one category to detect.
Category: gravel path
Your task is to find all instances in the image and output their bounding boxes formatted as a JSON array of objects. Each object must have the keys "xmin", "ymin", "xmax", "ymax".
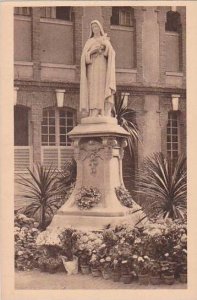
[{"xmin": 15, "ymin": 271, "xmax": 187, "ymax": 290}]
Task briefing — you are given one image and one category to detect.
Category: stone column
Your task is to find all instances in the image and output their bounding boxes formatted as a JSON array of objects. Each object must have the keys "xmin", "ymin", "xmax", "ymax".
[
  {"xmin": 134, "ymin": 7, "xmax": 144, "ymax": 83},
  {"xmin": 31, "ymin": 7, "xmax": 41, "ymax": 81},
  {"xmin": 158, "ymin": 7, "xmax": 168, "ymax": 86},
  {"xmin": 141, "ymin": 7, "xmax": 160, "ymax": 85},
  {"xmin": 31, "ymin": 93, "xmax": 42, "ymax": 163},
  {"xmin": 142, "ymin": 95, "xmax": 161, "ymax": 157}
]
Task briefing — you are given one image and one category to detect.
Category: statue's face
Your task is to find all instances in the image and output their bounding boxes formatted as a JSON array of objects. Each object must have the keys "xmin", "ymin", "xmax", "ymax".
[{"xmin": 91, "ymin": 23, "xmax": 101, "ymax": 36}]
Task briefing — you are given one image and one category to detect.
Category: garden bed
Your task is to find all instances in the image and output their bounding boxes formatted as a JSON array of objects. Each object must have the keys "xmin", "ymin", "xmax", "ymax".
[{"xmin": 15, "ymin": 214, "xmax": 187, "ymax": 286}]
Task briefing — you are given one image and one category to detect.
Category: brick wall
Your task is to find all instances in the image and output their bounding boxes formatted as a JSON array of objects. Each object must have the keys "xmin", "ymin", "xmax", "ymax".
[{"xmin": 14, "ymin": 6, "xmax": 186, "ymax": 207}]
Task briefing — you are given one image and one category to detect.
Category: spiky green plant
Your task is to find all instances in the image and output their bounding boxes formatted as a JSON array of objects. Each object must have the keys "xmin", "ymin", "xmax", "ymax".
[
  {"xmin": 113, "ymin": 94, "xmax": 140, "ymax": 157},
  {"xmin": 136, "ymin": 152, "xmax": 187, "ymax": 220},
  {"xmin": 17, "ymin": 164, "xmax": 63, "ymax": 230}
]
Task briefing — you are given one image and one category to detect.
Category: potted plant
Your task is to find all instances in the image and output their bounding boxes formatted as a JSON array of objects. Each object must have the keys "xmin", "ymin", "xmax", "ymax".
[
  {"xmin": 47, "ymin": 256, "xmax": 62, "ymax": 274},
  {"xmin": 38, "ymin": 256, "xmax": 48, "ymax": 272},
  {"xmin": 79, "ymin": 250, "xmax": 91, "ymax": 275},
  {"xmin": 120, "ymin": 259, "xmax": 133, "ymax": 284},
  {"xmin": 136, "ymin": 256, "xmax": 150, "ymax": 285},
  {"xmin": 59, "ymin": 228, "xmax": 79, "ymax": 275},
  {"xmin": 100, "ymin": 256, "xmax": 112, "ymax": 280},
  {"xmin": 179, "ymin": 262, "xmax": 187, "ymax": 283},
  {"xmin": 160, "ymin": 261, "xmax": 175, "ymax": 285},
  {"xmin": 89, "ymin": 253, "xmax": 101, "ymax": 277},
  {"xmin": 111, "ymin": 258, "xmax": 121, "ymax": 282},
  {"xmin": 149, "ymin": 260, "xmax": 161, "ymax": 285}
]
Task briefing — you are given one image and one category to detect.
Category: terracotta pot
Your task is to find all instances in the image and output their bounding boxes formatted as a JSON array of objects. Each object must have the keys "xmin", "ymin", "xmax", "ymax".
[
  {"xmin": 102, "ymin": 270, "xmax": 111, "ymax": 280},
  {"xmin": 180, "ymin": 273, "xmax": 187, "ymax": 284},
  {"xmin": 91, "ymin": 268, "xmax": 101, "ymax": 277},
  {"xmin": 163, "ymin": 274, "xmax": 175, "ymax": 285},
  {"xmin": 150, "ymin": 276, "xmax": 161, "ymax": 285},
  {"xmin": 112, "ymin": 272, "xmax": 121, "ymax": 282},
  {"xmin": 81, "ymin": 265, "xmax": 90, "ymax": 275},
  {"xmin": 121, "ymin": 274, "xmax": 132, "ymax": 284},
  {"xmin": 138, "ymin": 274, "xmax": 149, "ymax": 285}
]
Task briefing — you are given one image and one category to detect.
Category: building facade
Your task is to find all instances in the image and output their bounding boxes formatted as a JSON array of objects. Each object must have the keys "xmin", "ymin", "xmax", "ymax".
[{"xmin": 14, "ymin": 6, "xmax": 186, "ymax": 208}]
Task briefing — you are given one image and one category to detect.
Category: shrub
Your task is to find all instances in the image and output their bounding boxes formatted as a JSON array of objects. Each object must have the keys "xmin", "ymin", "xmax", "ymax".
[{"xmin": 136, "ymin": 153, "xmax": 187, "ymax": 221}]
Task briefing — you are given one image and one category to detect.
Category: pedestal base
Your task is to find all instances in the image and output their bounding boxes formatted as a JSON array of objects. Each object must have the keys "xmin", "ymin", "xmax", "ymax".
[
  {"xmin": 49, "ymin": 211, "xmax": 133, "ymax": 231},
  {"xmin": 49, "ymin": 118, "xmax": 138, "ymax": 231}
]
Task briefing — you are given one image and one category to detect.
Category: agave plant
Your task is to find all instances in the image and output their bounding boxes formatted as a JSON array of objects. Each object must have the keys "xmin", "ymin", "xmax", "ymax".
[
  {"xmin": 17, "ymin": 164, "xmax": 63, "ymax": 230},
  {"xmin": 136, "ymin": 152, "xmax": 187, "ymax": 220},
  {"xmin": 113, "ymin": 93, "xmax": 140, "ymax": 157}
]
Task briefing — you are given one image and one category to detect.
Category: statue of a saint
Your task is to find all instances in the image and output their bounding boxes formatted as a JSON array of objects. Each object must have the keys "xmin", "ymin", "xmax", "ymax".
[{"xmin": 80, "ymin": 20, "xmax": 116, "ymax": 117}]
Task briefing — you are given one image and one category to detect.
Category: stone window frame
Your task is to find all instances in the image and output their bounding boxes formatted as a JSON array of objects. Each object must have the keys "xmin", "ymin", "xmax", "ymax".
[
  {"xmin": 165, "ymin": 10, "xmax": 183, "ymax": 72},
  {"xmin": 14, "ymin": 7, "xmax": 32, "ymax": 16},
  {"xmin": 166, "ymin": 111, "xmax": 180, "ymax": 164},
  {"xmin": 111, "ymin": 7, "xmax": 134, "ymax": 27},
  {"xmin": 165, "ymin": 10, "xmax": 181, "ymax": 33},
  {"xmin": 40, "ymin": 6, "xmax": 73, "ymax": 21},
  {"xmin": 41, "ymin": 107, "xmax": 76, "ymax": 147}
]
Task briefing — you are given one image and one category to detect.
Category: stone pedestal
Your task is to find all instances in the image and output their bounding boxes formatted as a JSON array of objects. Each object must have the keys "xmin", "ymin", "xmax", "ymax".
[{"xmin": 50, "ymin": 117, "xmax": 132, "ymax": 231}]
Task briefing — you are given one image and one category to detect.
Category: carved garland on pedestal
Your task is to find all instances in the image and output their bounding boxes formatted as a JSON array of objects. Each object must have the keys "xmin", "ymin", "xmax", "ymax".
[{"xmin": 75, "ymin": 186, "xmax": 102, "ymax": 210}]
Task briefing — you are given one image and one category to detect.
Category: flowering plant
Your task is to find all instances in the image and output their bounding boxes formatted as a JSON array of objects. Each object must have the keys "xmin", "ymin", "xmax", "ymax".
[
  {"xmin": 160, "ymin": 261, "xmax": 175, "ymax": 276},
  {"xmin": 135, "ymin": 256, "xmax": 151, "ymax": 275},
  {"xmin": 89, "ymin": 253, "xmax": 100, "ymax": 269},
  {"xmin": 75, "ymin": 186, "xmax": 101, "ymax": 210},
  {"xmin": 36, "ymin": 228, "xmax": 63, "ymax": 248},
  {"xmin": 73, "ymin": 231, "xmax": 103, "ymax": 255},
  {"xmin": 38, "ymin": 255, "xmax": 62, "ymax": 273},
  {"xmin": 149, "ymin": 260, "xmax": 161, "ymax": 277},
  {"xmin": 99, "ymin": 256, "xmax": 112, "ymax": 272},
  {"xmin": 115, "ymin": 185, "xmax": 133, "ymax": 208}
]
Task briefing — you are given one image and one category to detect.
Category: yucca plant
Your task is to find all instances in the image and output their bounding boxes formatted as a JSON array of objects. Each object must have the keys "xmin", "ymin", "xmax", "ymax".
[
  {"xmin": 113, "ymin": 94, "xmax": 140, "ymax": 158},
  {"xmin": 136, "ymin": 152, "xmax": 187, "ymax": 220},
  {"xmin": 17, "ymin": 164, "xmax": 63, "ymax": 230},
  {"xmin": 57, "ymin": 158, "xmax": 77, "ymax": 196}
]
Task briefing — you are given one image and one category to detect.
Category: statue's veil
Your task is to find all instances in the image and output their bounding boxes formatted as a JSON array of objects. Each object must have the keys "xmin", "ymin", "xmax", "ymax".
[{"xmin": 89, "ymin": 20, "xmax": 106, "ymax": 38}]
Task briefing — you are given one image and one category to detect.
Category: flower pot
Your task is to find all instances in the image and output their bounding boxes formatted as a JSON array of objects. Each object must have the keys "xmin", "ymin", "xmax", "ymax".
[
  {"xmin": 112, "ymin": 272, "xmax": 121, "ymax": 282},
  {"xmin": 138, "ymin": 274, "xmax": 149, "ymax": 285},
  {"xmin": 150, "ymin": 276, "xmax": 161, "ymax": 285},
  {"xmin": 163, "ymin": 274, "xmax": 175, "ymax": 285},
  {"xmin": 48, "ymin": 267, "xmax": 58, "ymax": 274},
  {"xmin": 39, "ymin": 265, "xmax": 47, "ymax": 272},
  {"xmin": 81, "ymin": 264, "xmax": 90, "ymax": 275},
  {"xmin": 102, "ymin": 270, "xmax": 111, "ymax": 280},
  {"xmin": 91, "ymin": 268, "xmax": 101, "ymax": 277},
  {"xmin": 121, "ymin": 274, "xmax": 132, "ymax": 284},
  {"xmin": 180, "ymin": 273, "xmax": 187, "ymax": 284},
  {"xmin": 61, "ymin": 256, "xmax": 78, "ymax": 275}
]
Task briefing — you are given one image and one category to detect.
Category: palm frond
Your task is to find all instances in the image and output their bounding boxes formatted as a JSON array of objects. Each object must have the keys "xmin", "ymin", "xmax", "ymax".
[
  {"xmin": 136, "ymin": 152, "xmax": 187, "ymax": 221},
  {"xmin": 113, "ymin": 94, "xmax": 141, "ymax": 158}
]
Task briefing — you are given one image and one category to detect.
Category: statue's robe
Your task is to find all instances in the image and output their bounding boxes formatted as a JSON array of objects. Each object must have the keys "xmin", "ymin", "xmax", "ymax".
[{"xmin": 80, "ymin": 36, "xmax": 116, "ymax": 115}]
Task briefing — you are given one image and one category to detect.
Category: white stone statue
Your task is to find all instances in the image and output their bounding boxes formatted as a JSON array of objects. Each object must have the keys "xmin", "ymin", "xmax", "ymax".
[{"xmin": 80, "ymin": 20, "xmax": 116, "ymax": 117}]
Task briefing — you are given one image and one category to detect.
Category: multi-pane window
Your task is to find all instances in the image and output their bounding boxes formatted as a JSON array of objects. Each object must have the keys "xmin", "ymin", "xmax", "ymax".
[
  {"xmin": 165, "ymin": 11, "xmax": 181, "ymax": 32},
  {"xmin": 111, "ymin": 7, "xmax": 134, "ymax": 27},
  {"xmin": 40, "ymin": 7, "xmax": 72, "ymax": 21},
  {"xmin": 14, "ymin": 7, "xmax": 31, "ymax": 16},
  {"xmin": 41, "ymin": 108, "xmax": 75, "ymax": 146},
  {"xmin": 167, "ymin": 112, "xmax": 179, "ymax": 163}
]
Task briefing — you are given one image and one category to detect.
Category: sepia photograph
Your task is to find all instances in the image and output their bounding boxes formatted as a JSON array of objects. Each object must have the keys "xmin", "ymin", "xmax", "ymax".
[
  {"xmin": 13, "ymin": 3, "xmax": 188, "ymax": 290},
  {"xmin": 1, "ymin": 1, "xmax": 197, "ymax": 300}
]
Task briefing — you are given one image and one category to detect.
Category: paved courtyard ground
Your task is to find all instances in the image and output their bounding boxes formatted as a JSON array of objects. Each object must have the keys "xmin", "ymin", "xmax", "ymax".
[{"xmin": 15, "ymin": 271, "xmax": 187, "ymax": 290}]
